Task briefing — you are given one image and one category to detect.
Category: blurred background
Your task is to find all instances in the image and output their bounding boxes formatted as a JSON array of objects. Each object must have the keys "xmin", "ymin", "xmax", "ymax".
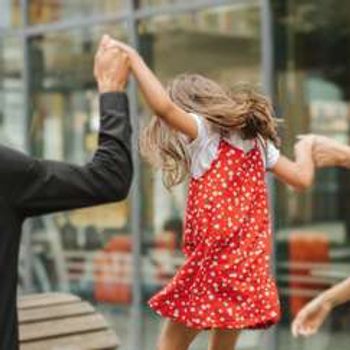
[{"xmin": 1, "ymin": 0, "xmax": 350, "ymax": 349}]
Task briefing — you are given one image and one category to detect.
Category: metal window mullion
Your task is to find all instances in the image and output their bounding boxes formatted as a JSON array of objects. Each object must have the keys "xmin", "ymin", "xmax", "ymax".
[
  {"xmin": 0, "ymin": 28, "xmax": 19, "ymax": 38},
  {"xmin": 0, "ymin": 0, "xmax": 259, "ymax": 39},
  {"xmin": 22, "ymin": 10, "xmax": 131, "ymax": 37},
  {"xmin": 134, "ymin": 0, "xmax": 258, "ymax": 20},
  {"xmin": 127, "ymin": 2, "xmax": 144, "ymax": 350},
  {"xmin": 20, "ymin": 0, "xmax": 34, "ymax": 293},
  {"xmin": 260, "ymin": 1, "xmax": 277, "ymax": 350}
]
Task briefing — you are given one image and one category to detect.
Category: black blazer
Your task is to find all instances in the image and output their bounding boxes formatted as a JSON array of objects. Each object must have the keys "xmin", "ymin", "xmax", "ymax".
[{"xmin": 0, "ymin": 92, "xmax": 133, "ymax": 349}]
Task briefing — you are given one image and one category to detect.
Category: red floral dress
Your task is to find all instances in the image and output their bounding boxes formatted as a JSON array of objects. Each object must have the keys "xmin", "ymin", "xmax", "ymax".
[{"xmin": 149, "ymin": 139, "xmax": 281, "ymax": 330}]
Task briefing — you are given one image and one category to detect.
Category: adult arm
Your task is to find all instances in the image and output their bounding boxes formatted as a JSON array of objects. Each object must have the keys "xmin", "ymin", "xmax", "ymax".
[
  {"xmin": 0, "ymin": 92, "xmax": 132, "ymax": 217},
  {"xmin": 312, "ymin": 135, "xmax": 350, "ymax": 168},
  {"xmin": 0, "ymin": 36, "xmax": 133, "ymax": 217}
]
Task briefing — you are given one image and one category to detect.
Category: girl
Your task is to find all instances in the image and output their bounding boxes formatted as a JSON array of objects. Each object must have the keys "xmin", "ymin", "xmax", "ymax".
[{"xmin": 107, "ymin": 37, "xmax": 315, "ymax": 350}]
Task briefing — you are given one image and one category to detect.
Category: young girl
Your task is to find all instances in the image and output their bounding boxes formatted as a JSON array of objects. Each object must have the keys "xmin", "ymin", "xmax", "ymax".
[{"xmin": 106, "ymin": 36, "xmax": 315, "ymax": 350}]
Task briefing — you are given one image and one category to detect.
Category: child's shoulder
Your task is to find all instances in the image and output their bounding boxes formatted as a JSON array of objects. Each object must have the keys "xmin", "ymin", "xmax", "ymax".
[{"xmin": 182, "ymin": 113, "xmax": 280, "ymax": 177}]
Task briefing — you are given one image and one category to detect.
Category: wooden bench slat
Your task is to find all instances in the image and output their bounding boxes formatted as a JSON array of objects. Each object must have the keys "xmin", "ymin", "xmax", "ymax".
[
  {"xmin": 18, "ymin": 294, "xmax": 80, "ymax": 310},
  {"xmin": 19, "ymin": 302, "xmax": 95, "ymax": 323},
  {"xmin": 19, "ymin": 293, "xmax": 71, "ymax": 301},
  {"xmin": 20, "ymin": 330, "xmax": 119, "ymax": 350},
  {"xmin": 20, "ymin": 314, "xmax": 108, "ymax": 342}
]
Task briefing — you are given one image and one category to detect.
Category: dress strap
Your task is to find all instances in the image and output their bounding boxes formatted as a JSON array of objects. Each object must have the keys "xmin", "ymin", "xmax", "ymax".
[{"xmin": 256, "ymin": 134, "xmax": 268, "ymax": 167}]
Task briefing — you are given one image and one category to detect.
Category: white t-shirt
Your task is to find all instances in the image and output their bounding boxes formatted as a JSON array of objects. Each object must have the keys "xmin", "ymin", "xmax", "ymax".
[{"xmin": 184, "ymin": 114, "xmax": 280, "ymax": 179}]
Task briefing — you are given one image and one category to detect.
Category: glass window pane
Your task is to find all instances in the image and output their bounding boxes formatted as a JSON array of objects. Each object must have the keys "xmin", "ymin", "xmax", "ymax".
[
  {"xmin": 0, "ymin": 35, "xmax": 25, "ymax": 149},
  {"xmin": 273, "ymin": 0, "xmax": 350, "ymax": 349},
  {"xmin": 139, "ymin": 0, "xmax": 188, "ymax": 7},
  {"xmin": 27, "ymin": 23, "xmax": 133, "ymax": 350},
  {"xmin": 28, "ymin": 0, "xmax": 126, "ymax": 25},
  {"xmin": 0, "ymin": 0, "xmax": 22, "ymax": 28},
  {"xmin": 138, "ymin": 0, "xmax": 209, "ymax": 8},
  {"xmin": 139, "ymin": 3, "xmax": 262, "ymax": 348}
]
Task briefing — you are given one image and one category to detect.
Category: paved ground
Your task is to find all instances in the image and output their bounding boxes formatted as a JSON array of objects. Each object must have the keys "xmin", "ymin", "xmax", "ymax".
[{"xmin": 98, "ymin": 306, "xmax": 350, "ymax": 350}]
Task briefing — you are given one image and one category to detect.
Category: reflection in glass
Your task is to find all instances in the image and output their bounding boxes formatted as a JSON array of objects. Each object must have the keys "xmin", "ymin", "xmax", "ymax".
[
  {"xmin": 0, "ymin": 0, "xmax": 21, "ymax": 28},
  {"xmin": 28, "ymin": 0, "xmax": 125, "ymax": 25},
  {"xmin": 0, "ymin": 35, "xmax": 25, "ymax": 149}
]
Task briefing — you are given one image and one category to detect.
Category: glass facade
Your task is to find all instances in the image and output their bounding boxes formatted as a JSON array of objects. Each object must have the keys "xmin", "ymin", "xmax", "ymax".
[
  {"xmin": 272, "ymin": 1, "xmax": 350, "ymax": 349},
  {"xmin": 0, "ymin": 35, "xmax": 25, "ymax": 149},
  {"xmin": 1, "ymin": 1, "xmax": 350, "ymax": 349},
  {"xmin": 0, "ymin": 0, "xmax": 22, "ymax": 28},
  {"xmin": 28, "ymin": 0, "xmax": 126, "ymax": 25}
]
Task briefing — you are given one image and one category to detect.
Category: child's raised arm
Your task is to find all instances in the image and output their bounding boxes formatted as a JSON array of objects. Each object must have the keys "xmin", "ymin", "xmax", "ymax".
[
  {"xmin": 106, "ymin": 37, "xmax": 198, "ymax": 140},
  {"xmin": 270, "ymin": 136, "xmax": 315, "ymax": 191}
]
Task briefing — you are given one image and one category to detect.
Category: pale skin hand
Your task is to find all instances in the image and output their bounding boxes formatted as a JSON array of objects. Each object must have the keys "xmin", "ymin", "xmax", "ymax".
[
  {"xmin": 292, "ymin": 277, "xmax": 350, "ymax": 338},
  {"xmin": 94, "ymin": 34, "xmax": 130, "ymax": 93},
  {"xmin": 291, "ymin": 296, "xmax": 332, "ymax": 337},
  {"xmin": 311, "ymin": 135, "xmax": 350, "ymax": 168}
]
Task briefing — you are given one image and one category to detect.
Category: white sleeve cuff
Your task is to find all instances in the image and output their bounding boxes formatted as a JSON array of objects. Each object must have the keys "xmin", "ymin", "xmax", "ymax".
[
  {"xmin": 266, "ymin": 141, "xmax": 280, "ymax": 169},
  {"xmin": 184, "ymin": 113, "xmax": 207, "ymax": 155}
]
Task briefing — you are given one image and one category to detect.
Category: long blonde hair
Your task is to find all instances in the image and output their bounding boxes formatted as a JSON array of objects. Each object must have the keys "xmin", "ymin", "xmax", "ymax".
[{"xmin": 140, "ymin": 74, "xmax": 280, "ymax": 189}]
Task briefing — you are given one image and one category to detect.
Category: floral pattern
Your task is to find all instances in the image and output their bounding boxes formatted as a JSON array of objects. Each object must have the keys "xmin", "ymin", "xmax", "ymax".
[{"xmin": 149, "ymin": 140, "xmax": 281, "ymax": 329}]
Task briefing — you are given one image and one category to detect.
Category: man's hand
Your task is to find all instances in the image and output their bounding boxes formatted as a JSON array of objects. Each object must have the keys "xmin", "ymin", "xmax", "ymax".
[{"xmin": 94, "ymin": 34, "xmax": 130, "ymax": 93}]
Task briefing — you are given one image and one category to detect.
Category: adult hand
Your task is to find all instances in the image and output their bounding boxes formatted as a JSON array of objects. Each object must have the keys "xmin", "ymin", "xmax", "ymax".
[
  {"xmin": 308, "ymin": 135, "xmax": 350, "ymax": 168},
  {"xmin": 94, "ymin": 34, "xmax": 130, "ymax": 93},
  {"xmin": 291, "ymin": 296, "xmax": 332, "ymax": 338}
]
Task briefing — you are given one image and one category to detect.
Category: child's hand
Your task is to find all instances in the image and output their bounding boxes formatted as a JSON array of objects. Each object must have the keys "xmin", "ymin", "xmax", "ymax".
[
  {"xmin": 295, "ymin": 134, "xmax": 315, "ymax": 147},
  {"xmin": 294, "ymin": 134, "xmax": 315, "ymax": 158},
  {"xmin": 102, "ymin": 35, "xmax": 137, "ymax": 58},
  {"xmin": 94, "ymin": 35, "xmax": 130, "ymax": 93},
  {"xmin": 291, "ymin": 296, "xmax": 332, "ymax": 338}
]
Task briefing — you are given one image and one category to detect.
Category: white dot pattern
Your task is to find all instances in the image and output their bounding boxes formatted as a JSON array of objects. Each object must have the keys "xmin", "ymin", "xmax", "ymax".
[{"xmin": 149, "ymin": 140, "xmax": 281, "ymax": 330}]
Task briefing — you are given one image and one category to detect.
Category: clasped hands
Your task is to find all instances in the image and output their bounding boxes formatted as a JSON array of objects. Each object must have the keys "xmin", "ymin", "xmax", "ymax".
[{"xmin": 94, "ymin": 34, "xmax": 131, "ymax": 94}]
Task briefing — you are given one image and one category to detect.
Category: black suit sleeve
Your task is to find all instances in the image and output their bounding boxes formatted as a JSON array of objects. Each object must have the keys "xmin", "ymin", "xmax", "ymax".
[{"xmin": 0, "ymin": 92, "xmax": 133, "ymax": 217}]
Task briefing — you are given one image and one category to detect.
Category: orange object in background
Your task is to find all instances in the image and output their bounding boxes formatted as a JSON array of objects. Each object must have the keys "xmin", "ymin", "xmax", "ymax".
[
  {"xmin": 288, "ymin": 232, "xmax": 330, "ymax": 316},
  {"xmin": 104, "ymin": 235, "xmax": 132, "ymax": 253},
  {"xmin": 93, "ymin": 234, "xmax": 178, "ymax": 303},
  {"xmin": 94, "ymin": 235, "xmax": 132, "ymax": 304},
  {"xmin": 154, "ymin": 232, "xmax": 177, "ymax": 251}
]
